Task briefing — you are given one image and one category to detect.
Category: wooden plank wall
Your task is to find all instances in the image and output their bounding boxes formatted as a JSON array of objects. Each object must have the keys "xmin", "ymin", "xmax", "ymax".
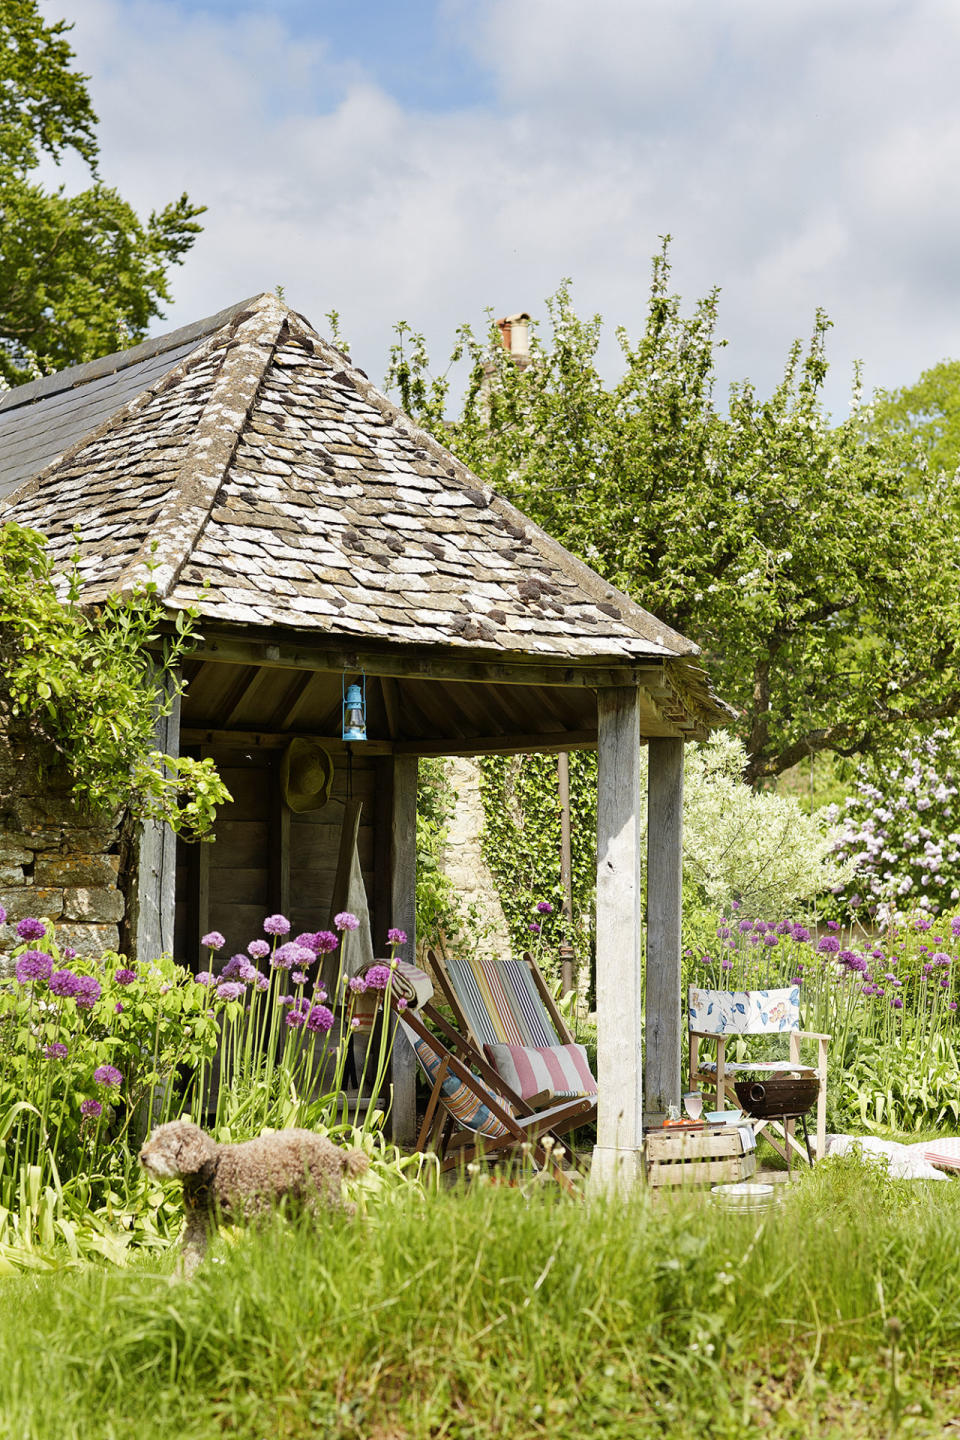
[{"xmin": 176, "ymin": 745, "xmax": 376, "ymax": 967}]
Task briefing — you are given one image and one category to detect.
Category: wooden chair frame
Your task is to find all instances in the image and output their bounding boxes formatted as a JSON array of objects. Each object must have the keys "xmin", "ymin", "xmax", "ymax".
[{"xmin": 398, "ymin": 1005, "xmax": 591, "ymax": 1192}]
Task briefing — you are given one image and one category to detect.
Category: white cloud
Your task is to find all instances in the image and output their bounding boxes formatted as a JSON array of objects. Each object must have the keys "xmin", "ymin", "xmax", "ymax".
[{"xmin": 36, "ymin": 0, "xmax": 960, "ymax": 413}]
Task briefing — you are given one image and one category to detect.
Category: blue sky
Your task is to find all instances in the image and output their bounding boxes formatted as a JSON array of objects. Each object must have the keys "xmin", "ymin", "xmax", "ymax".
[{"xmin": 39, "ymin": 0, "xmax": 960, "ymax": 415}]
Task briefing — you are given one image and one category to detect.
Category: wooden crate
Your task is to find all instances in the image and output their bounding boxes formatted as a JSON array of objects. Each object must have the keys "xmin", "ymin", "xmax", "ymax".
[{"xmin": 644, "ymin": 1126, "xmax": 757, "ymax": 1188}]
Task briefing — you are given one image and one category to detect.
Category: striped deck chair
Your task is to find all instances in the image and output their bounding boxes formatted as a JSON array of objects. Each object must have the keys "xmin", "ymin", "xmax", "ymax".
[
  {"xmin": 397, "ymin": 1007, "xmax": 591, "ymax": 1191},
  {"xmin": 428, "ymin": 949, "xmax": 598, "ymax": 1117}
]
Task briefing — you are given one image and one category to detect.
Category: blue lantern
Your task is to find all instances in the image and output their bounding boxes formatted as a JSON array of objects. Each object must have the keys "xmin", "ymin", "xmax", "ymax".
[{"xmin": 342, "ymin": 674, "xmax": 367, "ymax": 741}]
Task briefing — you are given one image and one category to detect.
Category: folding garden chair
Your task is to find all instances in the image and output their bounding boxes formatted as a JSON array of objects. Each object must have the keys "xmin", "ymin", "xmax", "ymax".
[
  {"xmin": 397, "ymin": 1006, "xmax": 592, "ymax": 1191},
  {"xmin": 427, "ymin": 948, "xmax": 598, "ymax": 1120},
  {"xmin": 688, "ymin": 986, "xmax": 830, "ymax": 1163}
]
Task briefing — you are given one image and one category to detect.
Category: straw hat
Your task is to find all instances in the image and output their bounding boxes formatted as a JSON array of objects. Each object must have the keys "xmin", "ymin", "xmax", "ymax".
[{"xmin": 280, "ymin": 739, "xmax": 334, "ymax": 812}]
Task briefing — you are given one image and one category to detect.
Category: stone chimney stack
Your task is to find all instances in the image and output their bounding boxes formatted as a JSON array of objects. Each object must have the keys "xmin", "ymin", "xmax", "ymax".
[{"xmin": 497, "ymin": 312, "xmax": 531, "ymax": 367}]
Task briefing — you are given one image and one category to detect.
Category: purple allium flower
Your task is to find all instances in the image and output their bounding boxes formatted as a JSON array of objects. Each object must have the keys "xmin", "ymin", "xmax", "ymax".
[
  {"xmin": 915, "ymin": 916, "xmax": 932, "ymax": 931},
  {"xmin": 15, "ymin": 917, "xmax": 46, "ymax": 942},
  {"xmin": 221, "ymin": 954, "xmax": 246, "ymax": 979},
  {"xmin": 775, "ymin": 921, "xmax": 792, "ymax": 935},
  {"xmin": 201, "ymin": 931, "xmax": 226, "ymax": 952},
  {"xmin": 350, "ymin": 1016, "xmax": 361, "ymax": 1030},
  {"xmin": 44, "ymin": 1042, "xmax": 68, "ymax": 1060},
  {"xmin": 753, "ymin": 920, "xmax": 768, "ymax": 934},
  {"xmin": 0, "ymin": 904, "xmax": 6, "ymax": 926},
  {"xmin": 942, "ymin": 978, "xmax": 951, "ymax": 989},
  {"xmin": 738, "ymin": 919, "xmax": 753, "ymax": 933},
  {"xmin": 789, "ymin": 976, "xmax": 803, "ymax": 986},
  {"xmin": 255, "ymin": 973, "xmax": 269, "ymax": 992},
  {"xmin": 93, "ymin": 1064, "xmax": 122, "ymax": 1087},
  {"xmin": 114, "ymin": 968, "xmax": 137, "ymax": 986},
  {"xmin": 364, "ymin": 964, "xmax": 392, "ymax": 990},
  {"xmin": 291, "ymin": 971, "xmax": 308, "ymax": 985},
  {"xmin": 528, "ymin": 922, "xmax": 541, "ymax": 934},
  {"xmin": 348, "ymin": 975, "xmax": 367, "ymax": 994},
  {"xmin": 74, "ymin": 976, "xmax": 102, "ymax": 1010},
  {"xmin": 248, "ymin": 939, "xmax": 271, "ymax": 960},
  {"xmin": 891, "ymin": 996, "xmax": 904, "ymax": 1010},
  {"xmin": 305, "ymin": 1004, "xmax": 334, "ymax": 1033},
  {"xmin": 721, "ymin": 957, "xmax": 733, "ymax": 970},
  {"xmin": 396, "ymin": 997, "xmax": 408, "ymax": 1010},
  {"xmin": 80, "ymin": 1099, "xmax": 102, "ymax": 1120},
  {"xmin": 763, "ymin": 934, "xmax": 779, "ymax": 947},
  {"xmin": 791, "ymin": 925, "xmax": 811, "ymax": 943},
  {"xmin": 294, "ymin": 933, "xmax": 322, "ymax": 954},
  {"xmin": 950, "ymin": 1002, "xmax": 959, "ymax": 1012},
  {"xmin": 215, "ymin": 981, "xmax": 245, "ymax": 1003},
  {"xmin": 49, "ymin": 969, "xmax": 80, "ymax": 997},
  {"xmin": 334, "ymin": 912, "xmax": 359, "ymax": 932},
  {"xmin": 285, "ymin": 1009, "xmax": 306, "ymax": 1029},
  {"xmin": 716, "ymin": 926, "xmax": 731, "ymax": 939},
  {"xmin": 263, "ymin": 914, "xmax": 291, "ymax": 936},
  {"xmin": 817, "ymin": 936, "xmax": 841, "ymax": 954},
  {"xmin": 63, "ymin": 947, "xmax": 77, "ymax": 961},
  {"xmin": 951, "ymin": 916, "xmax": 960, "ymax": 938},
  {"xmin": 115, "ymin": 1002, "xmax": 124, "ymax": 1013},
  {"xmin": 827, "ymin": 920, "xmax": 840, "ymax": 932},
  {"xmin": 536, "ymin": 901, "xmax": 553, "ymax": 915},
  {"xmin": 313, "ymin": 931, "xmax": 339, "ymax": 955},
  {"xmin": 387, "ymin": 928, "xmax": 407, "ymax": 945},
  {"xmin": 195, "ymin": 971, "xmax": 216, "ymax": 987},
  {"xmin": 731, "ymin": 899, "xmax": 741, "ymax": 910},
  {"xmin": 277, "ymin": 993, "xmax": 295, "ymax": 1006},
  {"xmin": 932, "ymin": 952, "xmax": 952, "ymax": 966},
  {"xmin": 272, "ymin": 942, "xmax": 310, "ymax": 970},
  {"xmin": 16, "ymin": 951, "xmax": 53, "ymax": 983}
]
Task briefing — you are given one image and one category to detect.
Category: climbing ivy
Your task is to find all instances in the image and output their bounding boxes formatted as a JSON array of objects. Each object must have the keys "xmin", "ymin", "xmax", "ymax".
[
  {"xmin": 476, "ymin": 751, "xmax": 597, "ymax": 984},
  {"xmin": 0, "ymin": 522, "xmax": 229, "ymax": 839}
]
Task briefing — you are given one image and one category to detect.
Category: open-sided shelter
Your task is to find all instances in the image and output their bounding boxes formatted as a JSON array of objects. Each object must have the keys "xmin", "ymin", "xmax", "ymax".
[{"xmin": 0, "ymin": 294, "xmax": 726, "ymax": 1179}]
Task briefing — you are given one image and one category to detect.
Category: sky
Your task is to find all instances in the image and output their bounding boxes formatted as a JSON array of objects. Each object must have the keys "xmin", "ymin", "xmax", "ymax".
[{"xmin": 36, "ymin": 0, "xmax": 960, "ymax": 415}]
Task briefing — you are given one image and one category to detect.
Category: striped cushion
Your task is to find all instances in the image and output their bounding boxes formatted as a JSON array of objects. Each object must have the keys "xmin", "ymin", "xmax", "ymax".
[
  {"xmin": 408, "ymin": 1031, "xmax": 511, "ymax": 1139},
  {"xmin": 484, "ymin": 1042, "xmax": 597, "ymax": 1102}
]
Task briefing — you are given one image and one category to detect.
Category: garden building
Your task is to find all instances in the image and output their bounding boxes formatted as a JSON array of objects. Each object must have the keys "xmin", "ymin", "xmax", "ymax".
[{"xmin": 0, "ymin": 293, "xmax": 726, "ymax": 1181}]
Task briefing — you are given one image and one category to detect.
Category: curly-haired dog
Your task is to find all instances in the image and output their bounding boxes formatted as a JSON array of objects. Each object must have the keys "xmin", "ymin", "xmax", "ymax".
[{"xmin": 140, "ymin": 1119, "xmax": 369, "ymax": 1274}]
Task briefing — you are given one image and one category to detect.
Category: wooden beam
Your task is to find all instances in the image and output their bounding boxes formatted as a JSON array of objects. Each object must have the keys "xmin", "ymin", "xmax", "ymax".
[
  {"xmin": 393, "ymin": 730, "xmax": 597, "ymax": 757},
  {"xmin": 388, "ymin": 754, "xmax": 418, "ymax": 1145},
  {"xmin": 181, "ymin": 727, "xmax": 393, "ymax": 754},
  {"xmin": 220, "ymin": 666, "xmax": 275, "ymax": 727},
  {"xmin": 644, "ymin": 737, "xmax": 685, "ymax": 1116},
  {"xmin": 192, "ymin": 630, "xmax": 669, "ymax": 691},
  {"xmin": 591, "ymin": 687, "xmax": 645, "ymax": 1191},
  {"xmin": 269, "ymin": 670, "xmax": 319, "ymax": 730},
  {"xmin": 380, "ymin": 677, "xmax": 401, "ymax": 740}
]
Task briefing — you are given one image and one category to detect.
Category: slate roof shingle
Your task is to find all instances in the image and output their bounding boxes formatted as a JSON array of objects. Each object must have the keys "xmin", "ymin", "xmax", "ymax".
[{"xmin": 0, "ymin": 294, "xmax": 726, "ymax": 724}]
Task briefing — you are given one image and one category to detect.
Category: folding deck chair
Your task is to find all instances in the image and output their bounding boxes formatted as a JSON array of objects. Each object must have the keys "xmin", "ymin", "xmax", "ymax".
[
  {"xmin": 397, "ymin": 1006, "xmax": 592, "ymax": 1191},
  {"xmin": 426, "ymin": 948, "xmax": 598, "ymax": 1120}
]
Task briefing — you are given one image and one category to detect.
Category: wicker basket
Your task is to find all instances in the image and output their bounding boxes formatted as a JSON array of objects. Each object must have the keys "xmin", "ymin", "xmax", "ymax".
[{"xmin": 734, "ymin": 1077, "xmax": 819, "ymax": 1119}]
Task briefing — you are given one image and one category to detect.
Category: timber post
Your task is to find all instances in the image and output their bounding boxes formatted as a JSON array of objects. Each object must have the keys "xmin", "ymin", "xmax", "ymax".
[
  {"xmin": 644, "ymin": 736, "xmax": 684, "ymax": 1117},
  {"xmin": 388, "ymin": 753, "xmax": 418, "ymax": 1144},
  {"xmin": 591, "ymin": 687, "xmax": 645, "ymax": 1190}
]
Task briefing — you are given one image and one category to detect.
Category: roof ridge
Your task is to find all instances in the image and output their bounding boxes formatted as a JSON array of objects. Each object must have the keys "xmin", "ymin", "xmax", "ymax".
[
  {"xmin": 281, "ymin": 310, "xmax": 698, "ymax": 660},
  {"xmin": 111, "ymin": 294, "xmax": 289, "ymax": 598},
  {"xmin": 0, "ymin": 296, "xmax": 266, "ymax": 415}
]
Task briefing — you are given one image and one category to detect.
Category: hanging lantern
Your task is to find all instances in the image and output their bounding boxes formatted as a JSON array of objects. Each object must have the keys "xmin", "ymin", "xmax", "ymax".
[{"xmin": 342, "ymin": 674, "xmax": 367, "ymax": 741}]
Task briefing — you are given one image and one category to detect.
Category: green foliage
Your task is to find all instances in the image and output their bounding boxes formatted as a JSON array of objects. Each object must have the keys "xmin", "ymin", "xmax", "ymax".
[
  {"xmin": 1, "ymin": 1171, "xmax": 959, "ymax": 1437},
  {"xmin": 415, "ymin": 757, "xmax": 504, "ymax": 962},
  {"xmin": 872, "ymin": 358, "xmax": 960, "ymax": 482},
  {"xmin": 0, "ymin": 522, "xmax": 229, "ymax": 839},
  {"xmin": 0, "ymin": 914, "xmax": 425, "ymax": 1270},
  {"xmin": 387, "ymin": 242, "xmax": 960, "ymax": 784},
  {"xmin": 0, "ymin": 0, "xmax": 203, "ymax": 385},
  {"xmin": 477, "ymin": 751, "xmax": 596, "ymax": 978}
]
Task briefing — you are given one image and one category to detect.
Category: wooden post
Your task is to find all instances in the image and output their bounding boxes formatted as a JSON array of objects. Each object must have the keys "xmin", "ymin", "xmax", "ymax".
[
  {"xmin": 591, "ymin": 688, "xmax": 644, "ymax": 1191},
  {"xmin": 557, "ymin": 751, "xmax": 576, "ymax": 998},
  {"xmin": 645, "ymin": 737, "xmax": 685, "ymax": 1117},
  {"xmin": 388, "ymin": 753, "xmax": 418, "ymax": 1144},
  {"xmin": 131, "ymin": 688, "xmax": 181, "ymax": 965}
]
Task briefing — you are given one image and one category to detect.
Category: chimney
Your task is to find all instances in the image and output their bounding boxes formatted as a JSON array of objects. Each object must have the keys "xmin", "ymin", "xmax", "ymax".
[{"xmin": 497, "ymin": 312, "xmax": 531, "ymax": 366}]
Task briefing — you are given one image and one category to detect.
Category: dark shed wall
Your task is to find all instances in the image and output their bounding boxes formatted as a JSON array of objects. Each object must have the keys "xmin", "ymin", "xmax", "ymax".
[{"xmin": 175, "ymin": 744, "xmax": 376, "ymax": 968}]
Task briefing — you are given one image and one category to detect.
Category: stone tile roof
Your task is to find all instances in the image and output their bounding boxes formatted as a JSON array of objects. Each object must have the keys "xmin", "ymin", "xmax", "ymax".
[{"xmin": 0, "ymin": 294, "xmax": 725, "ymax": 715}]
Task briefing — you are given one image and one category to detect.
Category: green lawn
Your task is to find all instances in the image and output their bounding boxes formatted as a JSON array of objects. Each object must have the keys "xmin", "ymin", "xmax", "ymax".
[{"xmin": 1, "ymin": 1159, "xmax": 959, "ymax": 1440}]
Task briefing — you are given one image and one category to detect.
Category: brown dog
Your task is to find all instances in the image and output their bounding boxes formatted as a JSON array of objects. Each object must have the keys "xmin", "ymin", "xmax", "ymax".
[{"xmin": 140, "ymin": 1119, "xmax": 369, "ymax": 1274}]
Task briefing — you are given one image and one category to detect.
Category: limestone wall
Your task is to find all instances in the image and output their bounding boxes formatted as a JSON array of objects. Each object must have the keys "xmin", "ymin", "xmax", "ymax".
[{"xmin": 0, "ymin": 728, "xmax": 125, "ymax": 973}]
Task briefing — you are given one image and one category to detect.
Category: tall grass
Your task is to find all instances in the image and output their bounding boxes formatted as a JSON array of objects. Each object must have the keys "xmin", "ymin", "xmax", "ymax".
[{"xmin": 0, "ymin": 1161, "xmax": 958, "ymax": 1439}]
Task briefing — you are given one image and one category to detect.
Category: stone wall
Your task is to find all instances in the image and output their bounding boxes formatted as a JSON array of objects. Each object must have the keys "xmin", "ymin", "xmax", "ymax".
[{"xmin": 0, "ymin": 727, "xmax": 125, "ymax": 974}]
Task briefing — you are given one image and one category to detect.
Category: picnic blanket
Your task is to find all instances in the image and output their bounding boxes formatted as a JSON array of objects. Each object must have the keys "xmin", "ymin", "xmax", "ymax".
[{"xmin": 824, "ymin": 1134, "xmax": 950, "ymax": 1180}]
